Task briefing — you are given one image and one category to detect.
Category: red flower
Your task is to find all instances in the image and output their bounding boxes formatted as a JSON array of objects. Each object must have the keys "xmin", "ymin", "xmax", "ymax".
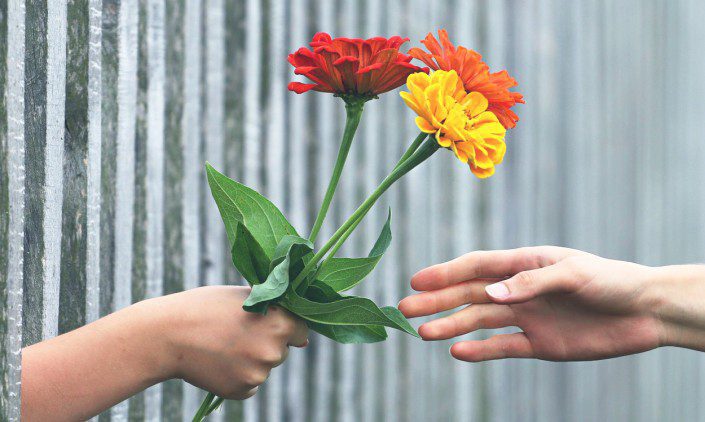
[
  {"xmin": 288, "ymin": 32, "xmax": 429, "ymax": 99},
  {"xmin": 408, "ymin": 29, "xmax": 524, "ymax": 129}
]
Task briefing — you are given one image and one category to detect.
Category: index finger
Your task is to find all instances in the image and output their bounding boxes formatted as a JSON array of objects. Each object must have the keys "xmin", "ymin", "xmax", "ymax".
[{"xmin": 411, "ymin": 247, "xmax": 574, "ymax": 291}]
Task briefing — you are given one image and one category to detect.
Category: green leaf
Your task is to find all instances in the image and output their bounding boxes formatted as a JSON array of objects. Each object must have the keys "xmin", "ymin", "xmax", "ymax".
[
  {"xmin": 243, "ymin": 236, "xmax": 313, "ymax": 314},
  {"xmin": 270, "ymin": 235, "xmax": 314, "ymax": 272},
  {"xmin": 231, "ymin": 222, "xmax": 270, "ymax": 285},
  {"xmin": 300, "ymin": 282, "xmax": 389, "ymax": 343},
  {"xmin": 317, "ymin": 209, "xmax": 393, "ymax": 292},
  {"xmin": 206, "ymin": 163, "xmax": 297, "ymax": 258},
  {"xmin": 281, "ymin": 287, "xmax": 419, "ymax": 338},
  {"xmin": 308, "ymin": 321, "xmax": 387, "ymax": 344}
]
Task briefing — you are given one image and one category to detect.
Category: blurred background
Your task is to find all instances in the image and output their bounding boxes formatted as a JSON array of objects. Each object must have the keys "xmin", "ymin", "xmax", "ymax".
[{"xmin": 3, "ymin": 0, "xmax": 705, "ymax": 421}]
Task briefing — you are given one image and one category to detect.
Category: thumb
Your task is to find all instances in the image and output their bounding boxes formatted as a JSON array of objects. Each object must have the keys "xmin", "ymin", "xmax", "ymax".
[{"xmin": 484, "ymin": 261, "xmax": 576, "ymax": 304}]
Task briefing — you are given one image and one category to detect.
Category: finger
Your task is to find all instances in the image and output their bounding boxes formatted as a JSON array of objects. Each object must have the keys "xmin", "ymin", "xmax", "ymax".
[
  {"xmin": 484, "ymin": 259, "xmax": 580, "ymax": 304},
  {"xmin": 418, "ymin": 304, "xmax": 516, "ymax": 340},
  {"xmin": 242, "ymin": 386, "xmax": 259, "ymax": 399},
  {"xmin": 411, "ymin": 247, "xmax": 573, "ymax": 291},
  {"xmin": 398, "ymin": 281, "xmax": 493, "ymax": 318},
  {"xmin": 451, "ymin": 333, "xmax": 534, "ymax": 362},
  {"xmin": 288, "ymin": 318, "xmax": 309, "ymax": 348}
]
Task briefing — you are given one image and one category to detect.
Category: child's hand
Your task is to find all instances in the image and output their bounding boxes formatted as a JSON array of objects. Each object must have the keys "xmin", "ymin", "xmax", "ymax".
[
  {"xmin": 398, "ymin": 246, "xmax": 704, "ymax": 362},
  {"xmin": 147, "ymin": 286, "xmax": 309, "ymax": 399}
]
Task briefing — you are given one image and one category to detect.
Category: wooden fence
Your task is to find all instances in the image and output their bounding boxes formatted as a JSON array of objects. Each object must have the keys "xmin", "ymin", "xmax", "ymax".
[{"xmin": 2, "ymin": 0, "xmax": 705, "ymax": 421}]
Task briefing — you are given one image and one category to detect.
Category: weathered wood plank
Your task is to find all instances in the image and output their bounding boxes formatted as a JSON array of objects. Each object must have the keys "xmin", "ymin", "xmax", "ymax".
[
  {"xmin": 0, "ymin": 0, "xmax": 10, "ymax": 413},
  {"xmin": 180, "ymin": 0, "xmax": 203, "ymax": 417},
  {"xmin": 311, "ymin": 3, "xmax": 336, "ymax": 421},
  {"xmin": 161, "ymin": 0, "xmax": 186, "ymax": 417},
  {"xmin": 59, "ymin": 0, "xmax": 90, "ymax": 338},
  {"xmin": 242, "ymin": 0, "xmax": 263, "ymax": 420},
  {"xmin": 142, "ymin": 0, "xmax": 165, "ymax": 418},
  {"xmin": 111, "ymin": 0, "xmax": 139, "ymax": 418},
  {"xmin": 4, "ymin": 0, "xmax": 26, "ymax": 418},
  {"xmin": 22, "ymin": 0, "xmax": 48, "ymax": 348},
  {"xmin": 43, "ymin": 0, "xmax": 67, "ymax": 340},
  {"xmin": 85, "ymin": 0, "xmax": 103, "ymax": 328},
  {"xmin": 261, "ymin": 1, "xmax": 286, "ymax": 419},
  {"xmin": 284, "ymin": 1, "xmax": 310, "ymax": 420}
]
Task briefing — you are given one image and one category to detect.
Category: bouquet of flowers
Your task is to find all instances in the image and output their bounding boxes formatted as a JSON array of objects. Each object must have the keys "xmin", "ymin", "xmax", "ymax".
[{"xmin": 193, "ymin": 29, "xmax": 523, "ymax": 420}]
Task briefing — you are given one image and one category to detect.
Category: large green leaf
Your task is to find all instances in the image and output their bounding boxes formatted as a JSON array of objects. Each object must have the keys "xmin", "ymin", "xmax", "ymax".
[
  {"xmin": 206, "ymin": 163, "xmax": 297, "ymax": 258},
  {"xmin": 231, "ymin": 222, "xmax": 270, "ymax": 285},
  {"xmin": 317, "ymin": 209, "xmax": 392, "ymax": 292},
  {"xmin": 281, "ymin": 286, "xmax": 419, "ymax": 338},
  {"xmin": 243, "ymin": 236, "xmax": 313, "ymax": 314},
  {"xmin": 300, "ymin": 281, "xmax": 389, "ymax": 343},
  {"xmin": 308, "ymin": 321, "xmax": 388, "ymax": 344}
]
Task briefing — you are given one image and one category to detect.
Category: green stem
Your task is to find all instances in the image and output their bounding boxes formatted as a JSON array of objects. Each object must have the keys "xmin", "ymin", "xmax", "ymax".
[
  {"xmin": 192, "ymin": 392, "xmax": 216, "ymax": 422},
  {"xmin": 322, "ymin": 132, "xmax": 428, "ymax": 261},
  {"xmin": 292, "ymin": 138, "xmax": 439, "ymax": 289},
  {"xmin": 395, "ymin": 131, "xmax": 428, "ymax": 170},
  {"xmin": 309, "ymin": 100, "xmax": 365, "ymax": 242},
  {"xmin": 205, "ymin": 397, "xmax": 225, "ymax": 416}
]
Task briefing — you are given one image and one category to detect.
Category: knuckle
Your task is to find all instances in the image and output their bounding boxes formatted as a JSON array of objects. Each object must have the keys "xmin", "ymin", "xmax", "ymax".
[
  {"xmin": 229, "ymin": 386, "xmax": 259, "ymax": 400},
  {"xmin": 260, "ymin": 349, "xmax": 285, "ymax": 366},
  {"xmin": 513, "ymin": 270, "xmax": 535, "ymax": 288},
  {"xmin": 242, "ymin": 369, "xmax": 269, "ymax": 389},
  {"xmin": 272, "ymin": 313, "xmax": 296, "ymax": 334}
]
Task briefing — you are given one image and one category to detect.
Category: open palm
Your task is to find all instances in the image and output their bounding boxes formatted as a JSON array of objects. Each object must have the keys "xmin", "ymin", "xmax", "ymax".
[{"xmin": 398, "ymin": 246, "xmax": 664, "ymax": 362}]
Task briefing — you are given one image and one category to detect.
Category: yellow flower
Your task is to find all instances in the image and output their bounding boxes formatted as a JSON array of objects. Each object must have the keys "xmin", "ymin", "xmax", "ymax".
[
  {"xmin": 453, "ymin": 93, "xmax": 507, "ymax": 178},
  {"xmin": 400, "ymin": 69, "xmax": 507, "ymax": 178}
]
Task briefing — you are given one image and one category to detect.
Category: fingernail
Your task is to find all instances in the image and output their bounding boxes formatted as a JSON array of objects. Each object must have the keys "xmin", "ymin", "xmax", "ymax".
[{"xmin": 485, "ymin": 282, "xmax": 510, "ymax": 299}]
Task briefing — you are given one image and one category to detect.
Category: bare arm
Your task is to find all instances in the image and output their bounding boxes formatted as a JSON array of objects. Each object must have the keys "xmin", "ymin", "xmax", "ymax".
[
  {"xmin": 398, "ymin": 246, "xmax": 705, "ymax": 362},
  {"xmin": 21, "ymin": 286, "xmax": 308, "ymax": 421}
]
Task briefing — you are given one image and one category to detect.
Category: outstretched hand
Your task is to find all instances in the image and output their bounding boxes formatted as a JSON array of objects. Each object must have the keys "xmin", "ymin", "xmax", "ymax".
[{"xmin": 398, "ymin": 246, "xmax": 670, "ymax": 362}]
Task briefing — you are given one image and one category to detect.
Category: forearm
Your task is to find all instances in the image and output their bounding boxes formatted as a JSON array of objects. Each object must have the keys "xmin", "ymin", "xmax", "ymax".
[
  {"xmin": 647, "ymin": 264, "xmax": 705, "ymax": 351},
  {"xmin": 21, "ymin": 300, "xmax": 171, "ymax": 421}
]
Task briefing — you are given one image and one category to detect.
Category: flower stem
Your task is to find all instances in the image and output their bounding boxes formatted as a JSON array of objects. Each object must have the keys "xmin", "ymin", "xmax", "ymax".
[
  {"xmin": 292, "ymin": 137, "xmax": 439, "ymax": 289},
  {"xmin": 205, "ymin": 397, "xmax": 225, "ymax": 416},
  {"xmin": 309, "ymin": 100, "xmax": 365, "ymax": 242},
  {"xmin": 192, "ymin": 392, "xmax": 216, "ymax": 422},
  {"xmin": 322, "ymin": 132, "xmax": 428, "ymax": 261}
]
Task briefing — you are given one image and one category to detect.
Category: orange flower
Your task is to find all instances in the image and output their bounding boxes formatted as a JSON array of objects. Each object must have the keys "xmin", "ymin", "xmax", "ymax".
[{"xmin": 408, "ymin": 29, "xmax": 524, "ymax": 129}]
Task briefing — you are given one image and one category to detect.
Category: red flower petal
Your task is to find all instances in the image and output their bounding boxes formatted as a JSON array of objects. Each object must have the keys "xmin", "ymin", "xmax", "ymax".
[
  {"xmin": 288, "ymin": 82, "xmax": 318, "ymax": 94},
  {"xmin": 288, "ymin": 32, "xmax": 427, "ymax": 97}
]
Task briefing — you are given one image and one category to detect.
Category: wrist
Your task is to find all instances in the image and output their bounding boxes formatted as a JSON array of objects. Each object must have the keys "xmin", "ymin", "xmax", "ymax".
[
  {"xmin": 645, "ymin": 264, "xmax": 705, "ymax": 351},
  {"xmin": 123, "ymin": 297, "xmax": 179, "ymax": 384}
]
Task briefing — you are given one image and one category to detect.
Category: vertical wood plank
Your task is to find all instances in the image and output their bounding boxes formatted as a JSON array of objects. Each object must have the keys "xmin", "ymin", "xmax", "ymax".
[
  {"xmin": 337, "ymin": 1, "xmax": 359, "ymax": 420},
  {"xmin": 22, "ymin": 0, "xmax": 48, "ymax": 348},
  {"xmin": 162, "ymin": 0, "xmax": 186, "ymax": 417},
  {"xmin": 284, "ymin": 1, "xmax": 310, "ymax": 421},
  {"xmin": 4, "ymin": 0, "xmax": 26, "ymax": 418},
  {"xmin": 452, "ymin": 2, "xmax": 481, "ymax": 420},
  {"xmin": 380, "ymin": 1, "xmax": 405, "ymax": 420},
  {"xmin": 202, "ymin": 0, "xmax": 225, "ymax": 419},
  {"xmin": 143, "ymin": 0, "xmax": 166, "ymax": 419},
  {"xmin": 41, "ymin": 0, "xmax": 67, "ymax": 339},
  {"xmin": 0, "ymin": 0, "xmax": 10, "ymax": 414},
  {"xmin": 262, "ymin": 0, "xmax": 286, "ymax": 420},
  {"xmin": 311, "ymin": 2, "xmax": 335, "ymax": 421},
  {"xmin": 242, "ymin": 0, "xmax": 262, "ymax": 420},
  {"xmin": 85, "ymin": 0, "xmax": 104, "ymax": 327},
  {"xmin": 180, "ymin": 0, "xmax": 203, "ymax": 417},
  {"xmin": 112, "ymin": 0, "xmax": 139, "ymax": 418}
]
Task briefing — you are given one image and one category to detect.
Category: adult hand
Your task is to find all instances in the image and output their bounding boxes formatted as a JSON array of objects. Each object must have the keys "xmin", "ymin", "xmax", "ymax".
[{"xmin": 399, "ymin": 246, "xmax": 705, "ymax": 362}]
